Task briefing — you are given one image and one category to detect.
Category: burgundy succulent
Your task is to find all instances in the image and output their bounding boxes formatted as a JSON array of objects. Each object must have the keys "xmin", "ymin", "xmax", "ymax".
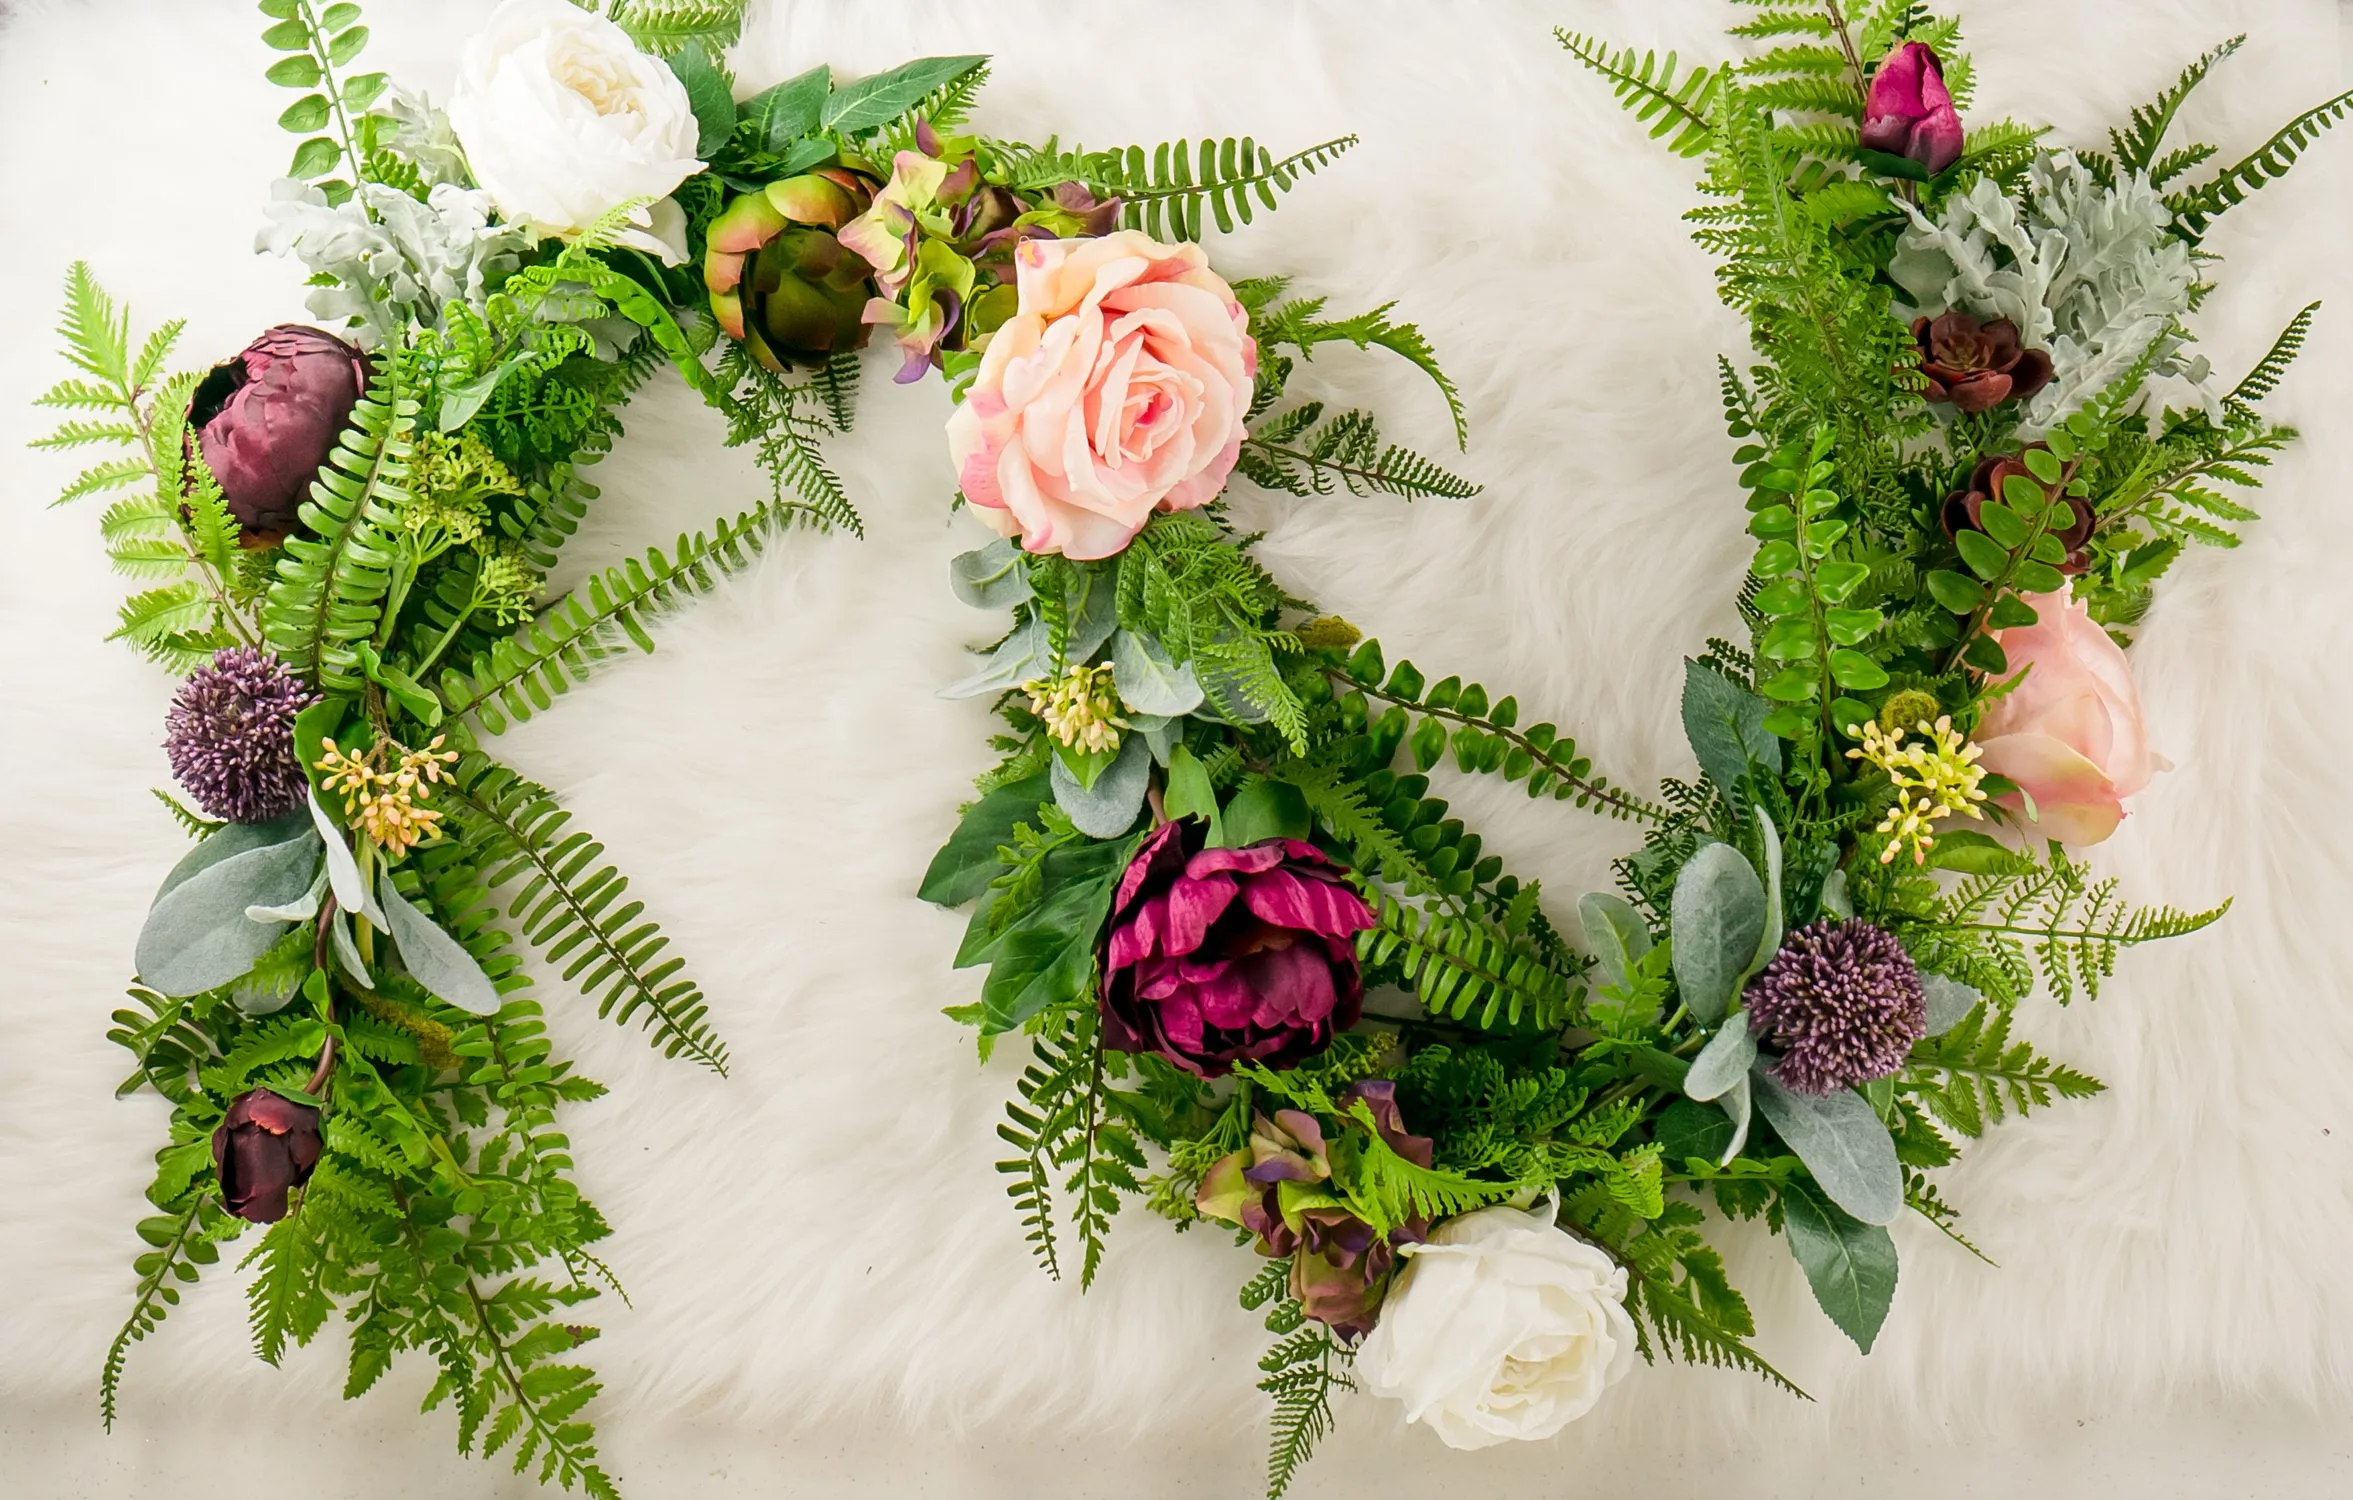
[
  {"xmin": 1860, "ymin": 41, "xmax": 1964, "ymax": 176},
  {"xmin": 163, "ymin": 647, "xmax": 317, "ymax": 824},
  {"xmin": 1196, "ymin": 1080, "xmax": 1434, "ymax": 1338},
  {"xmin": 1099, "ymin": 820, "xmax": 1376, "ymax": 1079},
  {"xmin": 212, "ymin": 1088, "xmax": 324, "ymax": 1223},
  {"xmin": 1912, "ymin": 312, "xmax": 2054, "ymax": 414},
  {"xmin": 190, "ymin": 325, "xmax": 368, "ymax": 545},
  {"xmin": 1943, "ymin": 445, "xmax": 2096, "ymax": 575},
  {"xmin": 1744, "ymin": 920, "xmax": 1927, "ymax": 1094}
]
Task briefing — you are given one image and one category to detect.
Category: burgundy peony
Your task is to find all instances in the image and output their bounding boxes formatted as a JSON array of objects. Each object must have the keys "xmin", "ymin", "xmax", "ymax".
[
  {"xmin": 190, "ymin": 325, "xmax": 368, "ymax": 545},
  {"xmin": 211, "ymin": 1088, "xmax": 324, "ymax": 1223},
  {"xmin": 1912, "ymin": 312, "xmax": 2053, "ymax": 414},
  {"xmin": 1860, "ymin": 41, "xmax": 1964, "ymax": 175},
  {"xmin": 1099, "ymin": 820, "xmax": 1376, "ymax": 1078},
  {"xmin": 1942, "ymin": 445, "xmax": 2095, "ymax": 575},
  {"xmin": 1196, "ymin": 1080, "xmax": 1433, "ymax": 1339}
]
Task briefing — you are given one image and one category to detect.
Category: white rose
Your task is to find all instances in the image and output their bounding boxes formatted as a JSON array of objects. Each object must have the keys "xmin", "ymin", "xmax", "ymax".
[
  {"xmin": 1354, "ymin": 1204, "xmax": 1638, "ymax": 1450},
  {"xmin": 445, "ymin": 0, "xmax": 704, "ymax": 264}
]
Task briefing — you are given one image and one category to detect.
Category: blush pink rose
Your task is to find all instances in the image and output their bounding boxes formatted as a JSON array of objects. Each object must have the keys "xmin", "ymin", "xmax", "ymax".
[
  {"xmin": 945, "ymin": 230, "xmax": 1257, "ymax": 560},
  {"xmin": 1974, "ymin": 590, "xmax": 2161, "ymax": 845}
]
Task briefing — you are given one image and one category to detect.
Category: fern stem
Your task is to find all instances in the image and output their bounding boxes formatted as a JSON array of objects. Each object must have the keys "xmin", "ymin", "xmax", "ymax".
[{"xmin": 1337, "ymin": 672, "xmax": 1665, "ymax": 824}]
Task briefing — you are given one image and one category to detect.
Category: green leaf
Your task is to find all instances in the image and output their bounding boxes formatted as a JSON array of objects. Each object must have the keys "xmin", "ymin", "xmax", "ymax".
[
  {"xmin": 1822, "ymin": 607, "xmax": 1880, "ymax": 646},
  {"xmin": 1827, "ymin": 650, "xmax": 1888, "ymax": 691},
  {"xmin": 277, "ymin": 94, "xmax": 331, "ymax": 132},
  {"xmin": 1408, "ymin": 715, "xmax": 1447, "ymax": 772},
  {"xmin": 1751, "ymin": 579, "xmax": 1807, "ymax": 616},
  {"xmin": 1812, "ymin": 560, "xmax": 1868, "ymax": 603},
  {"xmin": 289, "ymin": 136, "xmax": 342, "ymax": 179},
  {"xmin": 2020, "ymin": 447, "xmax": 2064, "ymax": 485},
  {"xmin": 1681, "ymin": 659, "xmax": 1779, "ymax": 791},
  {"xmin": 327, "ymin": 24, "xmax": 368, "ymax": 65},
  {"xmin": 260, "ymin": 16, "xmax": 310, "ymax": 48},
  {"xmin": 265, "ymin": 53, "xmax": 322, "ymax": 87},
  {"xmin": 1577, "ymin": 891, "xmax": 1653, "ymax": 990},
  {"xmin": 1759, "ymin": 665, "xmax": 1816, "ymax": 703},
  {"xmin": 1780, "ymin": 1178, "xmax": 1899, "ymax": 1353},
  {"xmin": 1987, "ymin": 593, "xmax": 2040, "ymax": 630},
  {"xmin": 319, "ymin": 2, "xmax": 361, "ymax": 29},
  {"xmin": 1684, "ymin": 1011, "xmax": 1756, "ymax": 1102},
  {"xmin": 1974, "ymin": 500, "xmax": 2027, "ymax": 548},
  {"xmin": 1751, "ymin": 540, "xmax": 1800, "ymax": 576},
  {"xmin": 820, "ymin": 55, "xmax": 988, "ymax": 136},
  {"xmin": 135, "ymin": 829, "xmax": 319, "ymax": 996},
  {"xmin": 1669, "ymin": 842, "xmax": 1766, "ymax": 1026},
  {"xmin": 2012, "ymin": 561, "xmax": 2067, "ymax": 594},
  {"xmin": 920, "ymin": 778, "xmax": 1052, "ymax": 907},
  {"xmin": 341, "ymin": 71, "xmax": 388, "ymax": 110},
  {"xmin": 379, "ymin": 884, "xmax": 499, "ymax": 1015},
  {"xmin": 1925, "ymin": 569, "xmax": 1984, "ymax": 613},
  {"xmin": 1162, "ymin": 744, "xmax": 1223, "ymax": 845},
  {"xmin": 1221, "ymin": 780, "xmax": 1311, "ymax": 848},
  {"xmin": 1923, "ymin": 830, "xmax": 2034, "ymax": 876},
  {"xmin": 1751, "ymin": 1075, "xmax": 1902, "ymax": 1225},
  {"xmin": 668, "ymin": 43, "xmax": 737, "ymax": 159},
  {"xmin": 971, "ymin": 842, "xmax": 1133, "ymax": 1033},
  {"xmin": 1954, "ymin": 529, "xmax": 2009, "ymax": 581},
  {"xmin": 743, "ymin": 64, "xmax": 829, "ymax": 150},
  {"xmin": 1962, "ymin": 634, "xmax": 2010, "ymax": 675}
]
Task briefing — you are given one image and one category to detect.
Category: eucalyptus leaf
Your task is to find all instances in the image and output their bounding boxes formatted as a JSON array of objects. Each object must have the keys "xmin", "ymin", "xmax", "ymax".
[
  {"xmin": 1780, "ymin": 1178, "xmax": 1900, "ymax": 1353},
  {"xmin": 1920, "ymin": 972, "xmax": 1982, "ymax": 1035},
  {"xmin": 1110, "ymin": 629, "xmax": 1203, "ymax": 716},
  {"xmin": 1751, "ymin": 1072, "xmax": 1904, "ymax": 1226},
  {"xmin": 1577, "ymin": 892, "xmax": 1653, "ymax": 990},
  {"xmin": 1684, "ymin": 1010, "xmax": 1757, "ymax": 1101},
  {"xmin": 309, "ymin": 790, "xmax": 383, "ymax": 925},
  {"xmin": 1066, "ymin": 565, "xmax": 1119, "ymax": 663},
  {"xmin": 949, "ymin": 539, "xmax": 1032, "ymax": 610},
  {"xmin": 1682, "ymin": 660, "xmax": 1780, "ymax": 791},
  {"xmin": 1133, "ymin": 713, "xmax": 1180, "ymax": 765},
  {"xmin": 1049, "ymin": 733, "xmax": 1149, "ymax": 838},
  {"xmin": 137, "ymin": 834, "xmax": 321, "ymax": 996},
  {"xmin": 381, "ymin": 883, "xmax": 500, "ymax": 1015},
  {"xmin": 1819, "ymin": 868, "xmax": 1854, "ymax": 919},
  {"xmin": 940, "ymin": 617, "xmax": 1046, "ymax": 700},
  {"xmin": 1670, "ymin": 841, "xmax": 1767, "ymax": 1025}
]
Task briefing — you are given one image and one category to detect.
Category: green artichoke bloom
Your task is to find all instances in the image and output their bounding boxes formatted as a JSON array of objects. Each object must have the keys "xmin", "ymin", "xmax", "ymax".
[{"xmin": 704, "ymin": 168, "xmax": 879, "ymax": 372}]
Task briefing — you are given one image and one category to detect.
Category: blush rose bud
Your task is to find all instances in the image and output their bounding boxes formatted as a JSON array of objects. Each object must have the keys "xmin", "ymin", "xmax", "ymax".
[
  {"xmin": 211, "ymin": 1088, "xmax": 324, "ymax": 1224},
  {"xmin": 1860, "ymin": 41, "xmax": 1965, "ymax": 176},
  {"xmin": 190, "ymin": 325, "xmax": 368, "ymax": 546}
]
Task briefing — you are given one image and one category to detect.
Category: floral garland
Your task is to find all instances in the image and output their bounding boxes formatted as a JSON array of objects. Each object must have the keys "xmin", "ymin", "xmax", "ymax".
[
  {"xmin": 914, "ymin": 7, "xmax": 2344, "ymax": 1495},
  {"xmin": 33, "ymin": 1, "xmax": 1424, "ymax": 1493}
]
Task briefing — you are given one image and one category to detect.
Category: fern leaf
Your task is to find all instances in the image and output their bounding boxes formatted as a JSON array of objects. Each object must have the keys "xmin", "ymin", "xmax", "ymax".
[
  {"xmin": 1095, "ymin": 136, "xmax": 1358, "ymax": 241},
  {"xmin": 1900, "ymin": 1003, "xmax": 2104, "ymax": 1138},
  {"xmin": 1557, "ymin": 30, "xmax": 1720, "ymax": 156},
  {"xmin": 445, "ymin": 756, "xmax": 730, "ymax": 1075},
  {"xmin": 2167, "ymin": 84, "xmax": 2353, "ymax": 241},
  {"xmin": 102, "ymin": 1196, "xmax": 239, "ymax": 1429},
  {"xmin": 2111, "ymin": 36, "xmax": 2245, "ymax": 174},
  {"xmin": 2225, "ymin": 301, "xmax": 2319, "ymax": 418},
  {"xmin": 55, "ymin": 260, "xmax": 132, "ymax": 385},
  {"xmin": 603, "ymin": 0, "xmax": 746, "ymax": 57},
  {"xmin": 1357, "ymin": 889, "xmax": 1577, "ymax": 1032},
  {"xmin": 1260, "ymin": 1320, "xmax": 1350, "ymax": 1499}
]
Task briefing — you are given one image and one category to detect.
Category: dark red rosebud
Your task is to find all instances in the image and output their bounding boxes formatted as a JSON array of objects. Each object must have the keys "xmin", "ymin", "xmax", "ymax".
[
  {"xmin": 1861, "ymin": 42, "xmax": 1964, "ymax": 175},
  {"xmin": 1942, "ymin": 445, "xmax": 2096, "ymax": 576},
  {"xmin": 210, "ymin": 1088, "xmax": 323, "ymax": 1223},
  {"xmin": 1099, "ymin": 820, "xmax": 1376, "ymax": 1079},
  {"xmin": 190, "ymin": 326, "xmax": 368, "ymax": 547},
  {"xmin": 1912, "ymin": 312, "xmax": 2054, "ymax": 414}
]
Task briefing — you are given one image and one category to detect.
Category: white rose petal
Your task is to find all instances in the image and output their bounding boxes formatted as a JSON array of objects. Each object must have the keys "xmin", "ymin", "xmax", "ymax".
[
  {"xmin": 1354, "ymin": 1203, "xmax": 1639, "ymax": 1450},
  {"xmin": 445, "ymin": 0, "xmax": 704, "ymax": 264}
]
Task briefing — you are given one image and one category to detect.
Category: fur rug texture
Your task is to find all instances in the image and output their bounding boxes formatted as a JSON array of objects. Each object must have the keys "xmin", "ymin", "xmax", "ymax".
[{"xmin": 5, "ymin": 0, "xmax": 2353, "ymax": 1494}]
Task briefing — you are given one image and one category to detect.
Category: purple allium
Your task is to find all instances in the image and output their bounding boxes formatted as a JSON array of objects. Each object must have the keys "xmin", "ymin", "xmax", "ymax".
[
  {"xmin": 164, "ymin": 647, "xmax": 315, "ymax": 824},
  {"xmin": 1099, "ymin": 819, "xmax": 1377, "ymax": 1079},
  {"xmin": 1745, "ymin": 920, "xmax": 1928, "ymax": 1094}
]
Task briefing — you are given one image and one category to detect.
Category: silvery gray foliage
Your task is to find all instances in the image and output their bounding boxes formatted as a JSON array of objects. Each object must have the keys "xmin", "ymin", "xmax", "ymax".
[
  {"xmin": 374, "ymin": 86, "xmax": 472, "ymax": 190},
  {"xmin": 1890, "ymin": 150, "xmax": 2221, "ymax": 429},
  {"xmin": 257, "ymin": 179, "xmax": 528, "ymax": 344}
]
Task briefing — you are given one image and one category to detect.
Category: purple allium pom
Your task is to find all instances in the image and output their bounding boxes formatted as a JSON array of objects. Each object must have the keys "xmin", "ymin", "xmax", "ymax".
[
  {"xmin": 1745, "ymin": 919, "xmax": 1927, "ymax": 1094},
  {"xmin": 163, "ymin": 647, "xmax": 315, "ymax": 824}
]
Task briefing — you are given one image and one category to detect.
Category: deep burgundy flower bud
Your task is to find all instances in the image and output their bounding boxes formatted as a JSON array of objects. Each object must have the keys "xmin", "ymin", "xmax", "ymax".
[
  {"xmin": 1099, "ymin": 820, "xmax": 1376, "ymax": 1079},
  {"xmin": 1860, "ymin": 42, "xmax": 1964, "ymax": 175},
  {"xmin": 190, "ymin": 325, "xmax": 368, "ymax": 546},
  {"xmin": 1912, "ymin": 312, "xmax": 2053, "ymax": 414},
  {"xmin": 211, "ymin": 1088, "xmax": 324, "ymax": 1223}
]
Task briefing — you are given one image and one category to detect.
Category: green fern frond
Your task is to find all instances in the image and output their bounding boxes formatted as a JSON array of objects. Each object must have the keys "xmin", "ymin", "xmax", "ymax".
[
  {"xmin": 1557, "ymin": 30, "xmax": 1720, "ymax": 156},
  {"xmin": 102, "ymin": 1195, "xmax": 240, "ymax": 1429},
  {"xmin": 1239, "ymin": 406, "xmax": 1478, "ymax": 501},
  {"xmin": 1030, "ymin": 136, "xmax": 1356, "ymax": 241},
  {"xmin": 52, "ymin": 260, "xmax": 132, "ymax": 386},
  {"xmin": 1357, "ymin": 889, "xmax": 1577, "ymax": 1032},
  {"xmin": 2167, "ymin": 84, "xmax": 2353, "ymax": 241},
  {"xmin": 1259, "ymin": 1319, "xmax": 1350, "ymax": 1499},
  {"xmin": 2111, "ymin": 36, "xmax": 2245, "ymax": 174},
  {"xmin": 603, "ymin": 0, "xmax": 746, "ymax": 57},
  {"xmin": 444, "ymin": 756, "xmax": 730, "ymax": 1075},
  {"xmin": 1899, "ymin": 1003, "xmax": 2103, "ymax": 1138},
  {"xmin": 2225, "ymin": 301, "xmax": 2319, "ymax": 418}
]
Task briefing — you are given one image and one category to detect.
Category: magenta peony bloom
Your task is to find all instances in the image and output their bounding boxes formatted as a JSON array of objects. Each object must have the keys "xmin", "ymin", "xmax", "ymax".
[
  {"xmin": 1745, "ymin": 920, "xmax": 1927, "ymax": 1094},
  {"xmin": 1860, "ymin": 42, "xmax": 1964, "ymax": 175},
  {"xmin": 211, "ymin": 1088, "xmax": 324, "ymax": 1223},
  {"xmin": 190, "ymin": 325, "xmax": 368, "ymax": 545},
  {"xmin": 1099, "ymin": 820, "xmax": 1376, "ymax": 1079}
]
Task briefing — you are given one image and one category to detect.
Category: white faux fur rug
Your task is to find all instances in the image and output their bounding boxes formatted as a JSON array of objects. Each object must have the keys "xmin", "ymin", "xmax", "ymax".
[{"xmin": 6, "ymin": 0, "xmax": 2353, "ymax": 1494}]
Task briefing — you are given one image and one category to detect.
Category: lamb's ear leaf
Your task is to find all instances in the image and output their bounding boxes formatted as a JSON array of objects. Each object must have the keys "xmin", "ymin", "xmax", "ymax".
[
  {"xmin": 949, "ymin": 539, "xmax": 1032, "ymax": 610},
  {"xmin": 1684, "ymin": 1010, "xmax": 1757, "ymax": 1101},
  {"xmin": 1577, "ymin": 892, "xmax": 1652, "ymax": 990},
  {"xmin": 309, "ymin": 789, "xmax": 382, "ymax": 925},
  {"xmin": 1670, "ymin": 841, "xmax": 1767, "ymax": 1025},
  {"xmin": 1748, "ymin": 806, "xmax": 1784, "ymax": 978},
  {"xmin": 137, "ymin": 834, "xmax": 319, "ymax": 996},
  {"xmin": 1780, "ymin": 1177, "xmax": 1900, "ymax": 1353},
  {"xmin": 1717, "ymin": 1074, "xmax": 1753, "ymax": 1165},
  {"xmin": 1919, "ymin": 973, "xmax": 1982, "ymax": 1035},
  {"xmin": 380, "ymin": 883, "xmax": 500, "ymax": 1015},
  {"xmin": 331, "ymin": 907, "xmax": 372, "ymax": 987},
  {"xmin": 153, "ymin": 811, "xmax": 312, "ymax": 903},
  {"xmin": 1751, "ymin": 1072, "xmax": 1904, "ymax": 1226}
]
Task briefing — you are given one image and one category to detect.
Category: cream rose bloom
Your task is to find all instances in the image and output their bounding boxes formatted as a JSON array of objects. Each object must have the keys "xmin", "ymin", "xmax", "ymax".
[
  {"xmin": 1975, "ymin": 589, "xmax": 2162, "ymax": 845},
  {"xmin": 946, "ymin": 230, "xmax": 1256, "ymax": 561},
  {"xmin": 445, "ymin": 0, "xmax": 703, "ymax": 265},
  {"xmin": 1354, "ymin": 1204, "xmax": 1638, "ymax": 1450}
]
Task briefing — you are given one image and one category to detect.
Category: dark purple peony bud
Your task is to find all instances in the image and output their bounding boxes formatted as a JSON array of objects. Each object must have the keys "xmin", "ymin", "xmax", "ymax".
[
  {"xmin": 1099, "ymin": 820, "xmax": 1377, "ymax": 1079},
  {"xmin": 1860, "ymin": 41, "xmax": 1964, "ymax": 176},
  {"xmin": 190, "ymin": 325, "xmax": 368, "ymax": 546},
  {"xmin": 163, "ymin": 646, "xmax": 317, "ymax": 824},
  {"xmin": 1744, "ymin": 920, "xmax": 1927, "ymax": 1094},
  {"xmin": 1912, "ymin": 312, "xmax": 2053, "ymax": 414},
  {"xmin": 211, "ymin": 1088, "xmax": 324, "ymax": 1223}
]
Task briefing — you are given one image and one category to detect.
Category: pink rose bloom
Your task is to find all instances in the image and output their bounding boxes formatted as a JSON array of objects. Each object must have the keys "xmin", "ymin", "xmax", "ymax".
[
  {"xmin": 1974, "ymin": 591, "xmax": 2161, "ymax": 845},
  {"xmin": 945, "ymin": 230, "xmax": 1257, "ymax": 560}
]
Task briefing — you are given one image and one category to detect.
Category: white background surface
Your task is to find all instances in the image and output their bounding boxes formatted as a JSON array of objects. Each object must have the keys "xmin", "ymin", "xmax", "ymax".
[{"xmin": 6, "ymin": 1, "xmax": 2353, "ymax": 1495}]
